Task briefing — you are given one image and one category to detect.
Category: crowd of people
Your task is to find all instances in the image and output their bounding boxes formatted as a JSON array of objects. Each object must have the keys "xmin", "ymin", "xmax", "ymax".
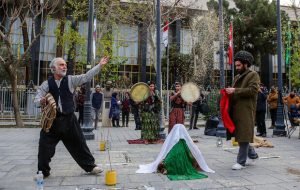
[{"xmin": 34, "ymin": 50, "xmax": 300, "ymax": 180}]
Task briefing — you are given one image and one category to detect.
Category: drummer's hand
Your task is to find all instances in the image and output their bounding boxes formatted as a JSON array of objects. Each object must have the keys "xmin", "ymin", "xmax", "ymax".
[
  {"xmin": 176, "ymin": 91, "xmax": 181, "ymax": 96},
  {"xmin": 225, "ymin": 88, "xmax": 235, "ymax": 94},
  {"xmin": 187, "ymin": 102, "xmax": 193, "ymax": 106}
]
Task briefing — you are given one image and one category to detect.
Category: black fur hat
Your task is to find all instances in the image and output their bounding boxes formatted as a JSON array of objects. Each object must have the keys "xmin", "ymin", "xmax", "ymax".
[{"xmin": 234, "ymin": 51, "xmax": 254, "ymax": 66}]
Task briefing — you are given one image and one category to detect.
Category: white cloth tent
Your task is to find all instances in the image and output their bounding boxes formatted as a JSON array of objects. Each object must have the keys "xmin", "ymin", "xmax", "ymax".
[{"xmin": 136, "ymin": 124, "xmax": 215, "ymax": 173}]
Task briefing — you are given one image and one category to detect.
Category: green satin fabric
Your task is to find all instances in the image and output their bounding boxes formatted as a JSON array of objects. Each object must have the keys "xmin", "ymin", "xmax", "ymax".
[{"xmin": 164, "ymin": 139, "xmax": 208, "ymax": 181}]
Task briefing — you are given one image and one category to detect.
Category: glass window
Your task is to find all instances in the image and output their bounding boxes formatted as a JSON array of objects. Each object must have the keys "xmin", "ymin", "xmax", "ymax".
[
  {"xmin": 146, "ymin": 31, "xmax": 167, "ymax": 66},
  {"xmin": 113, "ymin": 25, "xmax": 138, "ymax": 65},
  {"xmin": 132, "ymin": 65, "xmax": 139, "ymax": 72},
  {"xmin": 180, "ymin": 28, "xmax": 193, "ymax": 54},
  {"xmin": 40, "ymin": 18, "xmax": 58, "ymax": 61}
]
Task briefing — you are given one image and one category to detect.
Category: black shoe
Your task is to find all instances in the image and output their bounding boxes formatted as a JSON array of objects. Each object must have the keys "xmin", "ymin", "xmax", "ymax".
[
  {"xmin": 249, "ymin": 153, "xmax": 259, "ymax": 160},
  {"xmin": 268, "ymin": 125, "xmax": 275, "ymax": 129},
  {"xmin": 194, "ymin": 127, "xmax": 199, "ymax": 130},
  {"xmin": 256, "ymin": 133, "xmax": 263, "ymax": 136},
  {"xmin": 262, "ymin": 133, "xmax": 266, "ymax": 137},
  {"xmin": 188, "ymin": 128, "xmax": 192, "ymax": 130}
]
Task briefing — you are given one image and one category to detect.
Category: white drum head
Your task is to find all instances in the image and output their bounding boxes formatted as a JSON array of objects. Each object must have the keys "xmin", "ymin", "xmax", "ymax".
[{"xmin": 181, "ymin": 82, "xmax": 200, "ymax": 103}]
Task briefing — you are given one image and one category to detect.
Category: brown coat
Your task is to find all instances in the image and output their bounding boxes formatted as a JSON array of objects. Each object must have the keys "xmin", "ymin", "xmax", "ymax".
[
  {"xmin": 283, "ymin": 95, "xmax": 300, "ymax": 110},
  {"xmin": 229, "ymin": 69, "xmax": 260, "ymax": 143},
  {"xmin": 267, "ymin": 91, "xmax": 278, "ymax": 109}
]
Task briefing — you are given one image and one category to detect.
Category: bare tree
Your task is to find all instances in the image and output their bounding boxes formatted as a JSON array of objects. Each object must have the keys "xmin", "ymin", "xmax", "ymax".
[
  {"xmin": 0, "ymin": 0, "xmax": 60, "ymax": 127},
  {"xmin": 189, "ymin": 12, "xmax": 219, "ymax": 88},
  {"xmin": 121, "ymin": 0, "xmax": 200, "ymax": 70},
  {"xmin": 290, "ymin": 0, "xmax": 300, "ymax": 30}
]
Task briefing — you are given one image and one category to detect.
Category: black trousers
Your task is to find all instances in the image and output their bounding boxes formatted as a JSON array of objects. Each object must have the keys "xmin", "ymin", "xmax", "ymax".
[
  {"xmin": 122, "ymin": 111, "xmax": 129, "ymax": 126},
  {"xmin": 270, "ymin": 108, "xmax": 277, "ymax": 126},
  {"xmin": 78, "ymin": 106, "xmax": 84, "ymax": 125},
  {"xmin": 189, "ymin": 107, "xmax": 200, "ymax": 129},
  {"xmin": 38, "ymin": 113, "xmax": 96, "ymax": 177},
  {"xmin": 256, "ymin": 111, "xmax": 266, "ymax": 134},
  {"xmin": 132, "ymin": 110, "xmax": 141, "ymax": 129},
  {"xmin": 112, "ymin": 116, "xmax": 120, "ymax": 127}
]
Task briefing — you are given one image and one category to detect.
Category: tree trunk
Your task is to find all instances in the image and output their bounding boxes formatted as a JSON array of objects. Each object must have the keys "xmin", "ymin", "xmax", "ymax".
[
  {"xmin": 20, "ymin": 13, "xmax": 31, "ymax": 85},
  {"xmin": 9, "ymin": 68, "xmax": 24, "ymax": 127},
  {"xmin": 56, "ymin": 12, "xmax": 66, "ymax": 57},
  {"xmin": 67, "ymin": 19, "xmax": 78, "ymax": 75}
]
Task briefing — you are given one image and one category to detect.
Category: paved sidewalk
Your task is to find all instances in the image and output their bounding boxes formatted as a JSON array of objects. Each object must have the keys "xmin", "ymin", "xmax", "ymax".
[{"xmin": 0, "ymin": 120, "xmax": 300, "ymax": 190}]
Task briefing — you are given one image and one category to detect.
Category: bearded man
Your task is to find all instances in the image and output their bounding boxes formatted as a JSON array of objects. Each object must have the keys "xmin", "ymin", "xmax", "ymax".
[
  {"xmin": 34, "ymin": 56, "xmax": 108, "ymax": 178},
  {"xmin": 225, "ymin": 51, "xmax": 260, "ymax": 170}
]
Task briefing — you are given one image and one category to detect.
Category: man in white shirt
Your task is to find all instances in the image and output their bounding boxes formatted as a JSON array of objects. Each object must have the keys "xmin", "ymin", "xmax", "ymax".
[{"xmin": 34, "ymin": 56, "xmax": 108, "ymax": 177}]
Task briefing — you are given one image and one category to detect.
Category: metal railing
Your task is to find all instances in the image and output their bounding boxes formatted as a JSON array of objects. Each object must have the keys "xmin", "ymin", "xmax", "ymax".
[
  {"xmin": 0, "ymin": 80, "xmax": 294, "ymax": 121},
  {"xmin": 0, "ymin": 81, "xmax": 41, "ymax": 120}
]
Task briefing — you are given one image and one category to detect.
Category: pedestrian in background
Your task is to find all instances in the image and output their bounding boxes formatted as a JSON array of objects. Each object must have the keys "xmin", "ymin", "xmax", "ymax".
[
  {"xmin": 283, "ymin": 91, "xmax": 300, "ymax": 111},
  {"xmin": 129, "ymin": 96, "xmax": 141, "ymax": 130},
  {"xmin": 189, "ymin": 93, "xmax": 204, "ymax": 130},
  {"xmin": 256, "ymin": 84, "xmax": 267, "ymax": 137},
  {"xmin": 91, "ymin": 85, "xmax": 103, "ymax": 129},
  {"xmin": 76, "ymin": 84, "xmax": 85, "ymax": 126},
  {"xmin": 121, "ymin": 92, "xmax": 130, "ymax": 127},
  {"xmin": 109, "ymin": 92, "xmax": 121, "ymax": 127},
  {"xmin": 267, "ymin": 86, "xmax": 278, "ymax": 129}
]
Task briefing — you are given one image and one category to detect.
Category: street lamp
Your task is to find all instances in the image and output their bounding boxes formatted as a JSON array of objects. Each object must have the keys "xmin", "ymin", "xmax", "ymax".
[
  {"xmin": 156, "ymin": 0, "xmax": 166, "ymax": 139},
  {"xmin": 273, "ymin": 0, "xmax": 286, "ymax": 136},
  {"xmin": 82, "ymin": 0, "xmax": 95, "ymax": 140},
  {"xmin": 216, "ymin": 0, "xmax": 226, "ymax": 139}
]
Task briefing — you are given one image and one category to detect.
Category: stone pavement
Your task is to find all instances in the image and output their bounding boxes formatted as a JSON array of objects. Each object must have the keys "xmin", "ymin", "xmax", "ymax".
[{"xmin": 0, "ymin": 120, "xmax": 300, "ymax": 190}]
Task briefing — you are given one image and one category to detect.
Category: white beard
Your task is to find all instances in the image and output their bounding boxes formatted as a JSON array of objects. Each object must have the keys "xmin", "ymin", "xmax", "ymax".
[{"xmin": 57, "ymin": 70, "xmax": 67, "ymax": 77}]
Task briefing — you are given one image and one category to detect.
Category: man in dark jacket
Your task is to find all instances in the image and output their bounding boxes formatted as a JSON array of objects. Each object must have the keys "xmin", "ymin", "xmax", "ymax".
[
  {"xmin": 256, "ymin": 84, "xmax": 267, "ymax": 137},
  {"xmin": 225, "ymin": 51, "xmax": 260, "ymax": 170},
  {"xmin": 129, "ymin": 97, "xmax": 141, "ymax": 130},
  {"xmin": 92, "ymin": 85, "xmax": 103, "ymax": 129},
  {"xmin": 189, "ymin": 93, "xmax": 204, "ymax": 130}
]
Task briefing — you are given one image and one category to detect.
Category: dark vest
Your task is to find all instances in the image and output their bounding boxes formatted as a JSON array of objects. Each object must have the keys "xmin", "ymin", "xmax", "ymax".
[
  {"xmin": 48, "ymin": 76, "xmax": 75, "ymax": 114},
  {"xmin": 92, "ymin": 92, "xmax": 103, "ymax": 109}
]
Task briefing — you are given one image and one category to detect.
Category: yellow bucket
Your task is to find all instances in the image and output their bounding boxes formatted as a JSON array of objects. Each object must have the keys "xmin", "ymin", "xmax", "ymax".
[
  {"xmin": 105, "ymin": 170, "xmax": 117, "ymax": 186},
  {"xmin": 231, "ymin": 137, "xmax": 238, "ymax": 146},
  {"xmin": 99, "ymin": 141, "xmax": 106, "ymax": 151}
]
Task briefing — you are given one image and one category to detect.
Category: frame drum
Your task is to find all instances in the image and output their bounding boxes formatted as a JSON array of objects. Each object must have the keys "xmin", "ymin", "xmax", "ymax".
[
  {"xmin": 130, "ymin": 82, "xmax": 150, "ymax": 102},
  {"xmin": 181, "ymin": 82, "xmax": 200, "ymax": 103}
]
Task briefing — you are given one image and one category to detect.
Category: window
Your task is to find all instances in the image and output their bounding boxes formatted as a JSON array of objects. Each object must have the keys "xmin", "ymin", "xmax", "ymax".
[
  {"xmin": 180, "ymin": 28, "xmax": 193, "ymax": 54},
  {"xmin": 113, "ymin": 25, "xmax": 138, "ymax": 65},
  {"xmin": 40, "ymin": 18, "xmax": 58, "ymax": 61}
]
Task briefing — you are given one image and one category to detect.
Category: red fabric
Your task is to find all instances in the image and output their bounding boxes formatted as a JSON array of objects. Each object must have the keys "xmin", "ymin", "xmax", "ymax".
[
  {"xmin": 169, "ymin": 108, "xmax": 185, "ymax": 133},
  {"xmin": 220, "ymin": 89, "xmax": 235, "ymax": 134},
  {"xmin": 122, "ymin": 99, "xmax": 130, "ymax": 112},
  {"xmin": 163, "ymin": 20, "xmax": 169, "ymax": 32},
  {"xmin": 228, "ymin": 22, "xmax": 233, "ymax": 65}
]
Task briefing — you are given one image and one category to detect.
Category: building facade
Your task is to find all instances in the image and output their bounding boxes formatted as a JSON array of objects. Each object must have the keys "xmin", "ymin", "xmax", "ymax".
[{"xmin": 6, "ymin": 1, "xmax": 300, "ymax": 89}]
